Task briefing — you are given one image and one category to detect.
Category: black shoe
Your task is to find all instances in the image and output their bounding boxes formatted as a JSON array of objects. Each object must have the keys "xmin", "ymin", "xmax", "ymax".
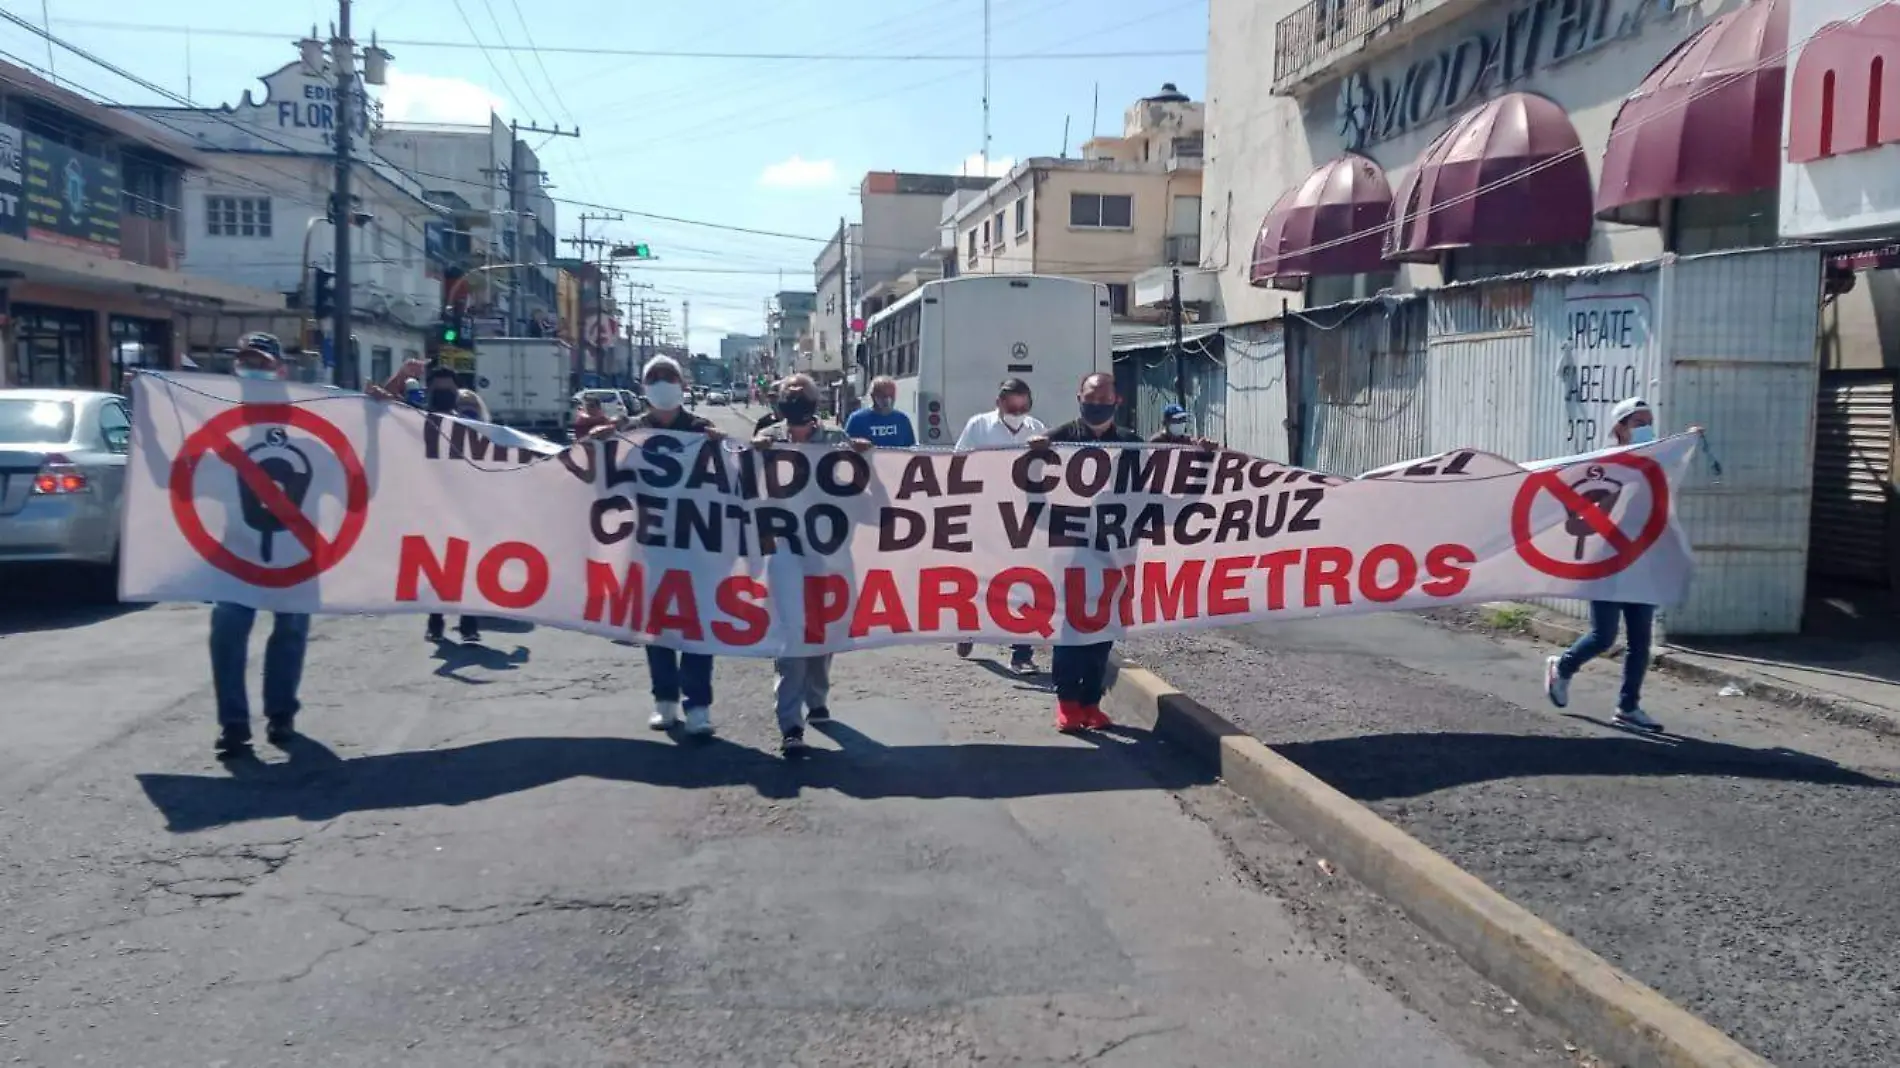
[
  {"xmin": 954, "ymin": 642, "xmax": 973, "ymax": 658},
  {"xmin": 806, "ymin": 705, "xmax": 832, "ymax": 723},
  {"xmin": 781, "ymin": 729, "xmax": 810, "ymax": 758},
  {"xmin": 425, "ymin": 623, "xmax": 445, "ymax": 642},
  {"xmin": 265, "ymin": 718, "xmax": 297, "ymax": 746},
  {"xmin": 460, "ymin": 630, "xmax": 481, "ymax": 646},
  {"xmin": 1011, "ymin": 656, "xmax": 1037, "ymax": 675},
  {"xmin": 215, "ymin": 728, "xmax": 253, "ymax": 759}
]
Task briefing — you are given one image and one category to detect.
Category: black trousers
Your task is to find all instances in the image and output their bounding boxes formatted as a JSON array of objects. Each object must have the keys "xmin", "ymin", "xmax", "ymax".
[
  {"xmin": 427, "ymin": 614, "xmax": 479, "ymax": 638},
  {"xmin": 1050, "ymin": 642, "xmax": 1114, "ymax": 705}
]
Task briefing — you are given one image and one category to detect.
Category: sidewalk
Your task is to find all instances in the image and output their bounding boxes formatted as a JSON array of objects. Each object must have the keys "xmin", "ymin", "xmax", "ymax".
[{"xmin": 1444, "ymin": 592, "xmax": 1900, "ymax": 735}]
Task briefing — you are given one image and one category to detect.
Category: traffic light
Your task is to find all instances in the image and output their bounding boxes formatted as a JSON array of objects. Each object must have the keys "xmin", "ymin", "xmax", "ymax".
[
  {"xmin": 438, "ymin": 306, "xmax": 462, "ymax": 346},
  {"xmin": 611, "ymin": 243, "xmax": 652, "ymax": 260},
  {"xmin": 312, "ymin": 269, "xmax": 336, "ymax": 319}
]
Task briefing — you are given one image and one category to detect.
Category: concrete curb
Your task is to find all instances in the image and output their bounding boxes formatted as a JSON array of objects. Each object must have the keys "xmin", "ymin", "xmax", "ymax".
[
  {"xmin": 1103, "ymin": 660, "xmax": 1772, "ymax": 1068},
  {"xmin": 1444, "ymin": 605, "xmax": 1900, "ymax": 738}
]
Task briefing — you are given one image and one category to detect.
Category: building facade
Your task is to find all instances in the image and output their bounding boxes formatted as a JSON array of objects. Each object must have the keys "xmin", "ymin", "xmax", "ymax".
[
  {"xmin": 767, "ymin": 290, "xmax": 815, "ymax": 379},
  {"xmin": 0, "ymin": 61, "xmax": 284, "ymax": 390},
  {"xmin": 951, "ymin": 84, "xmax": 1207, "ymax": 320},
  {"xmin": 1206, "ymin": 0, "xmax": 1776, "ymax": 320},
  {"xmin": 857, "ymin": 171, "xmax": 993, "ymax": 319},
  {"xmin": 120, "ymin": 52, "xmax": 442, "ymax": 384},
  {"xmin": 807, "ymin": 221, "xmax": 860, "ymax": 377}
]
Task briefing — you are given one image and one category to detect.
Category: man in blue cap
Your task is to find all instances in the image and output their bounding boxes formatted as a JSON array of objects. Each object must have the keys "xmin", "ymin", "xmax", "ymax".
[{"xmin": 1150, "ymin": 403, "xmax": 1216, "ymax": 448}]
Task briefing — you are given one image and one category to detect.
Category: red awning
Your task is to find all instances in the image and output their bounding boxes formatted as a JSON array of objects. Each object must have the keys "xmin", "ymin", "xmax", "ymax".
[
  {"xmin": 1384, "ymin": 92, "xmax": 1594, "ymax": 264},
  {"xmin": 1596, "ymin": 0, "xmax": 1787, "ymax": 225},
  {"xmin": 1249, "ymin": 154, "xmax": 1393, "ymax": 290}
]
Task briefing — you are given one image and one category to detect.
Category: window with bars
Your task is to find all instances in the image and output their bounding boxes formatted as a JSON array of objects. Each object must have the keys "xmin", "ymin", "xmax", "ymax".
[{"xmin": 206, "ymin": 196, "xmax": 272, "ymax": 237}]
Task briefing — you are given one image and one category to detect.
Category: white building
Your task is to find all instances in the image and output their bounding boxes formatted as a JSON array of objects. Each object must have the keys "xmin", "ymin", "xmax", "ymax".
[
  {"xmin": 119, "ymin": 51, "xmax": 440, "ymax": 384},
  {"xmin": 807, "ymin": 221, "xmax": 860, "ymax": 377}
]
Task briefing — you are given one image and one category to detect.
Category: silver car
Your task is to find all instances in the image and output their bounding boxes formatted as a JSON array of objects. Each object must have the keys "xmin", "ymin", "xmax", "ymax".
[{"xmin": 0, "ymin": 390, "xmax": 132, "ymax": 577}]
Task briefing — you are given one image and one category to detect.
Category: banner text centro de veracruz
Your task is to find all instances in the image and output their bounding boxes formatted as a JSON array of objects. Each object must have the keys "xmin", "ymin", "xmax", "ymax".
[{"xmin": 122, "ymin": 374, "xmax": 1699, "ymax": 657}]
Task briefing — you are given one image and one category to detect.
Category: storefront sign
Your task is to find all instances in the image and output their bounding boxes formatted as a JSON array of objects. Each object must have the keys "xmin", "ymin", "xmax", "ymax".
[
  {"xmin": 0, "ymin": 122, "xmax": 24, "ymax": 238},
  {"xmin": 21, "ymin": 134, "xmax": 121, "ymax": 257},
  {"xmin": 1336, "ymin": 0, "xmax": 1684, "ymax": 150},
  {"xmin": 1558, "ymin": 286, "xmax": 1653, "ymax": 452},
  {"xmin": 273, "ymin": 77, "xmax": 369, "ymax": 148}
]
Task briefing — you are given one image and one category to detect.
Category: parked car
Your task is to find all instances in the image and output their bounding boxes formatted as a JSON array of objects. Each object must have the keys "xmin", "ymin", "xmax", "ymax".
[
  {"xmin": 707, "ymin": 390, "xmax": 729, "ymax": 406},
  {"xmin": 572, "ymin": 388, "xmax": 629, "ymax": 422},
  {"xmin": 0, "ymin": 389, "xmax": 132, "ymax": 596}
]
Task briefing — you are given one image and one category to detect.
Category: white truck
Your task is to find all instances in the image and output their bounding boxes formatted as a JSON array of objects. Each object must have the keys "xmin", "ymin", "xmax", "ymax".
[{"xmin": 471, "ymin": 338, "xmax": 572, "ymax": 439}]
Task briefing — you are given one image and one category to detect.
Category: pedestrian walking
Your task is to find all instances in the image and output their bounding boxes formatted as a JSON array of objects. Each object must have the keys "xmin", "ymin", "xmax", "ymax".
[
  {"xmin": 616, "ymin": 355, "xmax": 726, "ymax": 737},
  {"xmin": 843, "ymin": 375, "xmax": 916, "ymax": 446},
  {"xmin": 1542, "ymin": 396, "xmax": 1698, "ymax": 733},
  {"xmin": 211, "ymin": 335, "xmax": 310, "ymax": 759},
  {"xmin": 1150, "ymin": 403, "xmax": 1218, "ymax": 449},
  {"xmin": 1030, "ymin": 372, "xmax": 1143, "ymax": 732},
  {"xmin": 952, "ymin": 378, "xmax": 1046, "ymax": 670},
  {"xmin": 422, "ymin": 365, "xmax": 481, "ymax": 646},
  {"xmin": 753, "ymin": 374, "xmax": 876, "ymax": 757}
]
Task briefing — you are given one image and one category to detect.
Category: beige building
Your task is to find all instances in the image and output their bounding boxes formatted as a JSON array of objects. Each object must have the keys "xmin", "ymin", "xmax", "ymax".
[
  {"xmin": 1204, "ymin": 0, "xmax": 1766, "ymax": 322},
  {"xmin": 950, "ymin": 84, "xmax": 1207, "ymax": 319}
]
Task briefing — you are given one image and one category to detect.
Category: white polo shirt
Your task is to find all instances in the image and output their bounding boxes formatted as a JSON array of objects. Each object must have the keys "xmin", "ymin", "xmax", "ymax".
[{"xmin": 955, "ymin": 409, "xmax": 1046, "ymax": 450}]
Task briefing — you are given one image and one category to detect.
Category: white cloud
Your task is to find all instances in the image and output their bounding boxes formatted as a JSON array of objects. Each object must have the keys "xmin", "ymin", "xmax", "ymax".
[
  {"xmin": 957, "ymin": 153, "xmax": 1016, "ymax": 178},
  {"xmin": 377, "ymin": 69, "xmax": 506, "ymax": 125},
  {"xmin": 757, "ymin": 156, "xmax": 839, "ymax": 190}
]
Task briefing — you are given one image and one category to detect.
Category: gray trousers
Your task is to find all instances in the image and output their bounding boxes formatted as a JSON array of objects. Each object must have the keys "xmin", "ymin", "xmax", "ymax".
[{"xmin": 773, "ymin": 654, "xmax": 832, "ymax": 733}]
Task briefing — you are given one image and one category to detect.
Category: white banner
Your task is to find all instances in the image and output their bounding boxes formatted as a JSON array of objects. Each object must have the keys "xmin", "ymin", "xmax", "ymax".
[{"xmin": 122, "ymin": 374, "xmax": 1698, "ymax": 656}]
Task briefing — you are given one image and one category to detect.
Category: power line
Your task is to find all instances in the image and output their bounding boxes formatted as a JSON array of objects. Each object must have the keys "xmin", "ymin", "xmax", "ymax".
[{"xmin": 36, "ymin": 17, "xmax": 1204, "ymax": 61}]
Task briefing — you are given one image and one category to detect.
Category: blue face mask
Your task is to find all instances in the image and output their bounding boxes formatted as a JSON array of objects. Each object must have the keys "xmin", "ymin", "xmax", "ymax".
[{"xmin": 1627, "ymin": 424, "xmax": 1657, "ymax": 445}]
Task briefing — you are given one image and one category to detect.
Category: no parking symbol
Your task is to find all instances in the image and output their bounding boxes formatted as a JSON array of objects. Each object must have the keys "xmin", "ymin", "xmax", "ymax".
[
  {"xmin": 1510, "ymin": 454, "xmax": 1670, "ymax": 582},
  {"xmin": 168, "ymin": 404, "xmax": 370, "ymax": 589}
]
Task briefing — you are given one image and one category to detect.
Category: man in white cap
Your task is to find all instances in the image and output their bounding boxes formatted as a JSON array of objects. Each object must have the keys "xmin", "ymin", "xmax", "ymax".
[{"xmin": 1541, "ymin": 396, "xmax": 1691, "ymax": 733}]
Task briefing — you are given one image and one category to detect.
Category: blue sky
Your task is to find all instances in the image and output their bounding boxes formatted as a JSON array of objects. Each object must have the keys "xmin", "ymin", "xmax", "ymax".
[{"xmin": 0, "ymin": 0, "xmax": 1206, "ymax": 352}]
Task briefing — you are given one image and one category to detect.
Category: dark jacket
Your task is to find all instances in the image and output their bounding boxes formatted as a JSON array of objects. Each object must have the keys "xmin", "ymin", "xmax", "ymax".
[
  {"xmin": 753, "ymin": 411, "xmax": 782, "ymax": 433},
  {"xmin": 1046, "ymin": 419, "xmax": 1143, "ymax": 444},
  {"xmin": 639, "ymin": 409, "xmax": 716, "ymax": 433},
  {"xmin": 1149, "ymin": 430, "xmax": 1190, "ymax": 444}
]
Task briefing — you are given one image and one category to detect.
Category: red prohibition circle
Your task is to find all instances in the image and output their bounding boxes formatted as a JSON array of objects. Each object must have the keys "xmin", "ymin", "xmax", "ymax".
[
  {"xmin": 1510, "ymin": 453, "xmax": 1670, "ymax": 582},
  {"xmin": 168, "ymin": 404, "xmax": 370, "ymax": 589}
]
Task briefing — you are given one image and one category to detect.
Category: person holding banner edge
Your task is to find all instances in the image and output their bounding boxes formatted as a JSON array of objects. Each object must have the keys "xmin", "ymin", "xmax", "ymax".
[
  {"xmin": 590, "ymin": 355, "xmax": 728, "ymax": 737},
  {"xmin": 210, "ymin": 336, "xmax": 312, "ymax": 759},
  {"xmin": 1542, "ymin": 397, "xmax": 1700, "ymax": 733},
  {"xmin": 754, "ymin": 374, "xmax": 877, "ymax": 758},
  {"xmin": 1029, "ymin": 372, "xmax": 1144, "ymax": 733}
]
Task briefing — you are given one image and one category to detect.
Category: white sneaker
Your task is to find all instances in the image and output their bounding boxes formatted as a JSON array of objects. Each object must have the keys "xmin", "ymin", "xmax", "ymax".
[
  {"xmin": 1615, "ymin": 706, "xmax": 1664, "ymax": 732},
  {"xmin": 649, "ymin": 700, "xmax": 681, "ymax": 731},
  {"xmin": 1543, "ymin": 656, "xmax": 1570, "ymax": 708},
  {"xmin": 682, "ymin": 705, "xmax": 714, "ymax": 736}
]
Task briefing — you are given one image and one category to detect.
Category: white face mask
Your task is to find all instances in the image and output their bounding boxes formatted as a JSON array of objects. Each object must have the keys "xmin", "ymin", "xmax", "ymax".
[
  {"xmin": 235, "ymin": 367, "xmax": 276, "ymax": 381},
  {"xmin": 1627, "ymin": 424, "xmax": 1657, "ymax": 445},
  {"xmin": 999, "ymin": 413, "xmax": 1025, "ymax": 432},
  {"xmin": 646, "ymin": 381, "xmax": 684, "ymax": 410}
]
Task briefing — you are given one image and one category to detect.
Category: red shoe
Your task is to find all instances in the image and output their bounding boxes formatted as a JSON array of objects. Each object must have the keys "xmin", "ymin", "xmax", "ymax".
[
  {"xmin": 1055, "ymin": 700, "xmax": 1087, "ymax": 732},
  {"xmin": 1080, "ymin": 704, "xmax": 1113, "ymax": 729}
]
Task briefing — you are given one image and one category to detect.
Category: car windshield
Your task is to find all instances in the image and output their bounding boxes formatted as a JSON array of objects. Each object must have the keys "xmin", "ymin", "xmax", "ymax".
[{"xmin": 0, "ymin": 399, "xmax": 76, "ymax": 444}]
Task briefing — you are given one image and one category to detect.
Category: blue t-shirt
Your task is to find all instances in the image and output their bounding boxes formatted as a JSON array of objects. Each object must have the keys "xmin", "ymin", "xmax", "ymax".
[{"xmin": 844, "ymin": 407, "xmax": 917, "ymax": 447}]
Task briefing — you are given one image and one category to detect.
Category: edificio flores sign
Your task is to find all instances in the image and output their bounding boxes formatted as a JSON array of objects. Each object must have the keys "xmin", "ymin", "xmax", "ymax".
[{"xmin": 1336, "ymin": 0, "xmax": 1685, "ymax": 150}]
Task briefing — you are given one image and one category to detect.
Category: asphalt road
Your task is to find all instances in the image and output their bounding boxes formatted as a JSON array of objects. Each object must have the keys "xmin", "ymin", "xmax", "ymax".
[
  {"xmin": 0, "ymin": 588, "xmax": 1591, "ymax": 1067},
  {"xmin": 1123, "ymin": 612, "xmax": 1900, "ymax": 1068}
]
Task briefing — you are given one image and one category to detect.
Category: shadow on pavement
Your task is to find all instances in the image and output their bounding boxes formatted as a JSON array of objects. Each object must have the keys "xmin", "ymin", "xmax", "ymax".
[
  {"xmin": 1272, "ymin": 727, "xmax": 1897, "ymax": 802},
  {"xmin": 0, "ymin": 565, "xmax": 149, "ymax": 636},
  {"xmin": 974, "ymin": 658, "xmax": 1053, "ymax": 692},
  {"xmin": 430, "ymin": 641, "xmax": 531, "ymax": 681},
  {"xmin": 138, "ymin": 728, "xmax": 1208, "ymax": 832}
]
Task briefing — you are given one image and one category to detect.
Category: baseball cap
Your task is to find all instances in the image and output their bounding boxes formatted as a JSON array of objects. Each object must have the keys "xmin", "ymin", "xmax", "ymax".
[
  {"xmin": 1608, "ymin": 397, "xmax": 1650, "ymax": 426},
  {"xmin": 237, "ymin": 331, "xmax": 282, "ymax": 358},
  {"xmin": 1162, "ymin": 403, "xmax": 1189, "ymax": 423}
]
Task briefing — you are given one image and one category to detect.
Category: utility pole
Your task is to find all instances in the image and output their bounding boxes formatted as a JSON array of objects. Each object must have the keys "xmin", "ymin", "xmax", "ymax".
[
  {"xmin": 564, "ymin": 211, "xmax": 618, "ymax": 383},
  {"xmin": 981, "ymin": 0, "xmax": 991, "ymax": 175},
  {"xmin": 1170, "ymin": 264, "xmax": 1186, "ymax": 408},
  {"xmin": 837, "ymin": 216, "xmax": 851, "ymax": 396},
  {"xmin": 681, "ymin": 300, "xmax": 690, "ymax": 360},
  {"xmin": 507, "ymin": 120, "xmax": 579, "ymax": 337},
  {"xmin": 623, "ymin": 278, "xmax": 653, "ymax": 381},
  {"xmin": 331, "ymin": 0, "xmax": 355, "ymax": 388}
]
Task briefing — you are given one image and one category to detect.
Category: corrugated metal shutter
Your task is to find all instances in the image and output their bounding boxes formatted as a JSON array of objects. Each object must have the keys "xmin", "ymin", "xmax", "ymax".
[{"xmin": 1809, "ymin": 373, "xmax": 1894, "ymax": 584}]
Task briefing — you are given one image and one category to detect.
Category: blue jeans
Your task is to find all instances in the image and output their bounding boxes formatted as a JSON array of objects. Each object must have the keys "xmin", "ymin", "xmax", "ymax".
[
  {"xmin": 646, "ymin": 646, "xmax": 713, "ymax": 708},
  {"xmin": 1558, "ymin": 601, "xmax": 1654, "ymax": 713},
  {"xmin": 209, "ymin": 603, "xmax": 310, "ymax": 734}
]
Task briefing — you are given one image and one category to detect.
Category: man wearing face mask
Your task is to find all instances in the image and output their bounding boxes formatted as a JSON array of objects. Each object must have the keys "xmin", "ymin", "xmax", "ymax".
[
  {"xmin": 1541, "ymin": 397, "xmax": 1700, "ymax": 733},
  {"xmin": 210, "ymin": 336, "xmax": 313, "ymax": 759},
  {"xmin": 951, "ymin": 378, "xmax": 1046, "ymax": 669},
  {"xmin": 1029, "ymin": 372, "xmax": 1142, "ymax": 732},
  {"xmin": 597, "ymin": 355, "xmax": 728, "ymax": 736},
  {"xmin": 753, "ymin": 374, "xmax": 876, "ymax": 758},
  {"xmin": 844, "ymin": 375, "xmax": 916, "ymax": 447}
]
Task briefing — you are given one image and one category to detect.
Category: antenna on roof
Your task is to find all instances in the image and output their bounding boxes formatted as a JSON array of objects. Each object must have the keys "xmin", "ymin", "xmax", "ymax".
[{"xmin": 1061, "ymin": 115, "xmax": 1070, "ymax": 159}]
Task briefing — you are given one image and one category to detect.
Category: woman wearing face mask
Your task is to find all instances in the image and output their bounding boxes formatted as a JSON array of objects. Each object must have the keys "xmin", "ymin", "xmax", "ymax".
[
  {"xmin": 1542, "ymin": 397, "xmax": 1694, "ymax": 733},
  {"xmin": 951, "ymin": 378, "xmax": 1046, "ymax": 671},
  {"xmin": 606, "ymin": 356, "xmax": 728, "ymax": 737}
]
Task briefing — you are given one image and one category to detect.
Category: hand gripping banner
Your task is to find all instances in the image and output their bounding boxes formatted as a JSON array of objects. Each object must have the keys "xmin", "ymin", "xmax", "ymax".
[{"xmin": 123, "ymin": 374, "xmax": 1698, "ymax": 657}]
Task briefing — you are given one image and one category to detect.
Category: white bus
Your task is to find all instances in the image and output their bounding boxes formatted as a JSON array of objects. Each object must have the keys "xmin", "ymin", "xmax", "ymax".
[{"xmin": 857, "ymin": 275, "xmax": 1112, "ymax": 445}]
